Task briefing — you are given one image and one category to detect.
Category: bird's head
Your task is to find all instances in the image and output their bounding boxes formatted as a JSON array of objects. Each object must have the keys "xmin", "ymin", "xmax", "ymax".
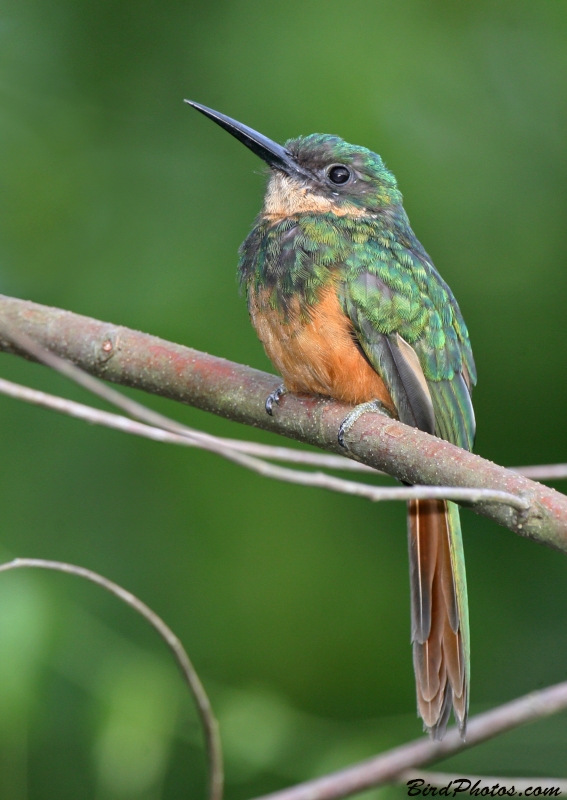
[{"xmin": 186, "ymin": 101, "xmax": 402, "ymax": 218}]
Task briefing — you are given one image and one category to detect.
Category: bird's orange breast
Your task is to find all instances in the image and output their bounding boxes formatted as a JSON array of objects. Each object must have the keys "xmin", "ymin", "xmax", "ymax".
[{"xmin": 248, "ymin": 283, "xmax": 395, "ymax": 410}]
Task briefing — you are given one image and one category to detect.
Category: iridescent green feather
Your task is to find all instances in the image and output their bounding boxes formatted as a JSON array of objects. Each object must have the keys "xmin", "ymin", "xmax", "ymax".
[{"xmin": 446, "ymin": 499, "xmax": 470, "ymax": 715}]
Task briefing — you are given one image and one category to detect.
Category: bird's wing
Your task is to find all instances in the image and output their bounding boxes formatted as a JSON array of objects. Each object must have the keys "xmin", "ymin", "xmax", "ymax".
[
  {"xmin": 340, "ymin": 234, "xmax": 474, "ymax": 736},
  {"xmin": 340, "ymin": 241, "xmax": 476, "ymax": 449}
]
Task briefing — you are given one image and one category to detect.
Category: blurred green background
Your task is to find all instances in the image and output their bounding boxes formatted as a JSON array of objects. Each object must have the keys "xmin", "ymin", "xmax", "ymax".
[{"xmin": 1, "ymin": 0, "xmax": 567, "ymax": 797}]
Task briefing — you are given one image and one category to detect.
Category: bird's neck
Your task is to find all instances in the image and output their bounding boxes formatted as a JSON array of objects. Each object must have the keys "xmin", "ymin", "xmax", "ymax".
[{"xmin": 238, "ymin": 209, "xmax": 405, "ymax": 319}]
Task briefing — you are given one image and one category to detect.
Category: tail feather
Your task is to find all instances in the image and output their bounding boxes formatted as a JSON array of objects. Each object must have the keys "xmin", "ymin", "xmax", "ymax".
[
  {"xmin": 408, "ymin": 500, "xmax": 439, "ymax": 643},
  {"xmin": 408, "ymin": 498, "xmax": 469, "ymax": 739},
  {"xmin": 413, "ymin": 637, "xmax": 443, "ymax": 703}
]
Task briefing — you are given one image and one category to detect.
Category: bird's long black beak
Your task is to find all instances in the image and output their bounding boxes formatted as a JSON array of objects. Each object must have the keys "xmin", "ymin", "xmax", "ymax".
[{"xmin": 185, "ymin": 100, "xmax": 311, "ymax": 180}]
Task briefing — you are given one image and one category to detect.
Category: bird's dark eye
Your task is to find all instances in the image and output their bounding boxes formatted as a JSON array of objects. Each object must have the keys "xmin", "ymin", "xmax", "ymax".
[{"xmin": 328, "ymin": 165, "xmax": 351, "ymax": 185}]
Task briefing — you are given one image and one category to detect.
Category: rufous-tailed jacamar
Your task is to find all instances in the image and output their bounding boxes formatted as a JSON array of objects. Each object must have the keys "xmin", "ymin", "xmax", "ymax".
[{"xmin": 186, "ymin": 100, "xmax": 476, "ymax": 739}]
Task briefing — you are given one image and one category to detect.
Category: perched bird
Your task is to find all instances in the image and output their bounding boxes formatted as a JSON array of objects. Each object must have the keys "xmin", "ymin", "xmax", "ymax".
[{"xmin": 186, "ymin": 100, "xmax": 476, "ymax": 739}]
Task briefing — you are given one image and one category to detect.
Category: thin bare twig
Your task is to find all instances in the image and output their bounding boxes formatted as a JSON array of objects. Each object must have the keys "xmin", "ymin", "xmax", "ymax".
[
  {"xmin": 0, "ymin": 558, "xmax": 224, "ymax": 800},
  {"xmin": 0, "ymin": 376, "xmax": 530, "ymax": 509},
  {"xmin": 398, "ymin": 770, "xmax": 567, "ymax": 794},
  {"xmin": 249, "ymin": 680, "xmax": 567, "ymax": 800},
  {"xmin": 511, "ymin": 463, "xmax": 567, "ymax": 481},
  {"xmin": 216, "ymin": 443, "xmax": 380, "ymax": 473}
]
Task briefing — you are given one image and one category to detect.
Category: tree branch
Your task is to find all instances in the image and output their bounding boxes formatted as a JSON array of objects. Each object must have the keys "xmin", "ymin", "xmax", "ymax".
[
  {"xmin": 0, "ymin": 558, "xmax": 223, "ymax": 800},
  {"xmin": 511, "ymin": 463, "xmax": 567, "ymax": 481},
  {"xmin": 249, "ymin": 680, "xmax": 567, "ymax": 800},
  {"xmin": 1, "ymin": 294, "xmax": 566, "ymax": 550}
]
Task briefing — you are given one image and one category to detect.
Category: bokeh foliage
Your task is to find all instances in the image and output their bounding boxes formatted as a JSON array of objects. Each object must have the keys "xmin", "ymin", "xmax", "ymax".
[{"xmin": 1, "ymin": 0, "xmax": 567, "ymax": 797}]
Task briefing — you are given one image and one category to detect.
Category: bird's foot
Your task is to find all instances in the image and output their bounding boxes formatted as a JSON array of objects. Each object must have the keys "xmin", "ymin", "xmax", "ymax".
[
  {"xmin": 265, "ymin": 384, "xmax": 286, "ymax": 416},
  {"xmin": 338, "ymin": 399, "xmax": 393, "ymax": 449}
]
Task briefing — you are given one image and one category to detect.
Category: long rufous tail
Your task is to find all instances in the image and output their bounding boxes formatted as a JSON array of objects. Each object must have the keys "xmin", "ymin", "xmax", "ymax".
[{"xmin": 408, "ymin": 498, "xmax": 469, "ymax": 739}]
